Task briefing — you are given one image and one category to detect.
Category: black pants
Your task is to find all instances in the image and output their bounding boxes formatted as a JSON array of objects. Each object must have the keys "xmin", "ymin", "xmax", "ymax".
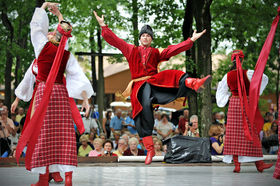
[{"xmin": 135, "ymin": 73, "xmax": 194, "ymax": 137}]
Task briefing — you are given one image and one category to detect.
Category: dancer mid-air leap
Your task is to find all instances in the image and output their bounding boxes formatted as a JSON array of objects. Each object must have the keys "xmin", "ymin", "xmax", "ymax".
[{"xmin": 94, "ymin": 11, "xmax": 211, "ymax": 165}]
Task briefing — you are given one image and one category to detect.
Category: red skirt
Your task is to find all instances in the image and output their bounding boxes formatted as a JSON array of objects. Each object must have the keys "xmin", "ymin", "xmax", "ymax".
[
  {"xmin": 30, "ymin": 82, "xmax": 77, "ymax": 169},
  {"xmin": 223, "ymin": 96, "xmax": 262, "ymax": 157},
  {"xmin": 273, "ymin": 99, "xmax": 280, "ymax": 179}
]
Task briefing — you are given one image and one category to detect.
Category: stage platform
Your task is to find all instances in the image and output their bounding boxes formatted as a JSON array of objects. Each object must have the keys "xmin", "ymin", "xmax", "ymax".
[{"xmin": 0, "ymin": 162, "xmax": 278, "ymax": 186}]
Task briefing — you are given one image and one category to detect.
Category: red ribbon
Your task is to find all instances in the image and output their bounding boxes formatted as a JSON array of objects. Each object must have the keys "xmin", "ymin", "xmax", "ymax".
[
  {"xmin": 231, "ymin": 50, "xmax": 253, "ymax": 141},
  {"xmin": 248, "ymin": 7, "xmax": 280, "ymax": 133},
  {"xmin": 16, "ymin": 24, "xmax": 80, "ymax": 170}
]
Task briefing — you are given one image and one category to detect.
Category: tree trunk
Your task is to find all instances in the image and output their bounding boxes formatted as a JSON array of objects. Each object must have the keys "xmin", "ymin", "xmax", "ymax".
[
  {"xmin": 193, "ymin": 0, "xmax": 212, "ymax": 137},
  {"xmin": 89, "ymin": 30, "xmax": 98, "ymax": 104},
  {"xmin": 132, "ymin": 0, "xmax": 139, "ymax": 46},
  {"xmin": 183, "ymin": 0, "xmax": 198, "ymax": 117},
  {"xmin": 97, "ymin": 29, "xmax": 104, "ymax": 124},
  {"xmin": 1, "ymin": 9, "xmax": 14, "ymax": 110}
]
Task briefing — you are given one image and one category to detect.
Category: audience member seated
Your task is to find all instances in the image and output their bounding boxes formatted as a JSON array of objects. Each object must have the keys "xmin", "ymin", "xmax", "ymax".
[
  {"xmin": 212, "ymin": 112, "xmax": 221, "ymax": 125},
  {"xmin": 263, "ymin": 112, "xmax": 275, "ymax": 137},
  {"xmin": 209, "ymin": 125, "xmax": 224, "ymax": 155},
  {"xmin": 113, "ymin": 138, "xmax": 127, "ymax": 156},
  {"xmin": 178, "ymin": 109, "xmax": 189, "ymax": 135},
  {"xmin": 218, "ymin": 112, "xmax": 225, "ymax": 124},
  {"xmin": 154, "ymin": 139, "xmax": 165, "ymax": 156},
  {"xmin": 88, "ymin": 131, "xmax": 97, "ymax": 146},
  {"xmin": 121, "ymin": 133, "xmax": 130, "ymax": 145},
  {"xmin": 156, "ymin": 113, "xmax": 173, "ymax": 140},
  {"xmin": 98, "ymin": 140, "xmax": 118, "ymax": 157},
  {"xmin": 135, "ymin": 134, "xmax": 144, "ymax": 150},
  {"xmin": 113, "ymin": 131, "xmax": 121, "ymax": 149},
  {"xmin": 123, "ymin": 137, "xmax": 145, "ymax": 156},
  {"xmin": 15, "ymin": 107, "xmax": 25, "ymax": 123},
  {"xmin": 262, "ymin": 121, "xmax": 279, "ymax": 154},
  {"xmin": 187, "ymin": 115, "xmax": 200, "ymax": 137},
  {"xmin": 88, "ymin": 138, "xmax": 104, "ymax": 157},
  {"xmin": 0, "ymin": 105, "xmax": 15, "ymax": 156},
  {"xmin": 99, "ymin": 133, "xmax": 107, "ymax": 142},
  {"xmin": 78, "ymin": 134, "xmax": 93, "ymax": 157}
]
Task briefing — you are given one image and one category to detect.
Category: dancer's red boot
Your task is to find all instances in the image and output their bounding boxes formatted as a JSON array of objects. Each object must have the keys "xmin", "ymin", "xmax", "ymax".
[
  {"xmin": 255, "ymin": 160, "xmax": 273, "ymax": 172},
  {"xmin": 49, "ymin": 172, "xmax": 63, "ymax": 183},
  {"xmin": 65, "ymin": 171, "xmax": 73, "ymax": 186},
  {"xmin": 31, "ymin": 166, "xmax": 49, "ymax": 186},
  {"xmin": 185, "ymin": 75, "xmax": 212, "ymax": 92},
  {"xmin": 143, "ymin": 136, "xmax": 155, "ymax": 165},
  {"xmin": 233, "ymin": 155, "xmax": 240, "ymax": 173}
]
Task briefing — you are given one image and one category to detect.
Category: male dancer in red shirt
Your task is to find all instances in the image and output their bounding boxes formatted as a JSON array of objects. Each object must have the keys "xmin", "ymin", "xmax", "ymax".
[{"xmin": 94, "ymin": 11, "xmax": 211, "ymax": 165}]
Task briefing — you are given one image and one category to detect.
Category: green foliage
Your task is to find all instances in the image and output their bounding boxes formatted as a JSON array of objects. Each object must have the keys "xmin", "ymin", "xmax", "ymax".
[
  {"xmin": 211, "ymin": 0, "xmax": 280, "ymax": 95},
  {"xmin": 0, "ymin": 0, "xmax": 35, "ymax": 84}
]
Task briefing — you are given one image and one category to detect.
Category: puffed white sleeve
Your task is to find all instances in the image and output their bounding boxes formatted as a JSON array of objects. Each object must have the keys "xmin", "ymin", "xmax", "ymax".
[
  {"xmin": 216, "ymin": 74, "xmax": 231, "ymax": 107},
  {"xmin": 30, "ymin": 8, "xmax": 49, "ymax": 58},
  {"xmin": 15, "ymin": 62, "xmax": 36, "ymax": 102},
  {"xmin": 247, "ymin": 70, "xmax": 268, "ymax": 95},
  {"xmin": 65, "ymin": 53, "xmax": 94, "ymax": 100}
]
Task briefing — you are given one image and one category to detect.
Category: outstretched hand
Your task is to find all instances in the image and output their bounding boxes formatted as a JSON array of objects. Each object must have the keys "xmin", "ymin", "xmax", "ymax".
[
  {"xmin": 41, "ymin": 2, "xmax": 59, "ymax": 10},
  {"xmin": 48, "ymin": 3, "xmax": 60, "ymax": 17},
  {"xmin": 93, "ymin": 11, "xmax": 106, "ymax": 27},
  {"xmin": 190, "ymin": 29, "xmax": 206, "ymax": 42},
  {"xmin": 11, "ymin": 98, "xmax": 20, "ymax": 114},
  {"xmin": 81, "ymin": 99, "xmax": 90, "ymax": 118}
]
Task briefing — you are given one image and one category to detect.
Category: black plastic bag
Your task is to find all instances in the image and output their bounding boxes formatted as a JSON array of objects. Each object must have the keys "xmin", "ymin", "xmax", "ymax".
[{"xmin": 163, "ymin": 135, "xmax": 212, "ymax": 163}]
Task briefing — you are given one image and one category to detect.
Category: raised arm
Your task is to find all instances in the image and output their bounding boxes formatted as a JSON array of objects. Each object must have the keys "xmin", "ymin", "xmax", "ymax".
[
  {"xmin": 159, "ymin": 29, "xmax": 206, "ymax": 62},
  {"xmin": 14, "ymin": 60, "xmax": 36, "ymax": 103},
  {"xmin": 93, "ymin": 11, "xmax": 134, "ymax": 59}
]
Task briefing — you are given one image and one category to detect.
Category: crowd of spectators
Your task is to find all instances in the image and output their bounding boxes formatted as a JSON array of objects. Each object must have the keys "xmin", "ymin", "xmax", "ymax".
[{"xmin": 1, "ymin": 99, "xmax": 278, "ymax": 159}]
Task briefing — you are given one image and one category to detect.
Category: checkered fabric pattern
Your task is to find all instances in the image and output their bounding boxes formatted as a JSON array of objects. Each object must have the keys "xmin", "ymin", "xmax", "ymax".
[
  {"xmin": 223, "ymin": 97, "xmax": 263, "ymax": 157},
  {"xmin": 30, "ymin": 82, "xmax": 77, "ymax": 169},
  {"xmin": 273, "ymin": 100, "xmax": 280, "ymax": 179}
]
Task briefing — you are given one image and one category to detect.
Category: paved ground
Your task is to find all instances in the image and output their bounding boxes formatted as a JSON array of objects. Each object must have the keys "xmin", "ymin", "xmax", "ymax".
[{"xmin": 0, "ymin": 163, "xmax": 279, "ymax": 186}]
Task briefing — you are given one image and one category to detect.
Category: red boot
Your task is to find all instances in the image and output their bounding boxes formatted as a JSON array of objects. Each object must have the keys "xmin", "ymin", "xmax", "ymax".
[
  {"xmin": 255, "ymin": 160, "xmax": 273, "ymax": 172},
  {"xmin": 185, "ymin": 75, "xmax": 212, "ymax": 92},
  {"xmin": 49, "ymin": 172, "xmax": 63, "ymax": 183},
  {"xmin": 142, "ymin": 136, "xmax": 155, "ymax": 165},
  {"xmin": 233, "ymin": 155, "xmax": 240, "ymax": 173},
  {"xmin": 65, "ymin": 172, "xmax": 73, "ymax": 186},
  {"xmin": 31, "ymin": 166, "xmax": 49, "ymax": 186}
]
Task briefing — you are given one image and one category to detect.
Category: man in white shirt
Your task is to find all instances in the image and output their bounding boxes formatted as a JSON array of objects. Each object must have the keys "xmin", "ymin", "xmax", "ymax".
[{"xmin": 82, "ymin": 113, "xmax": 98, "ymax": 134}]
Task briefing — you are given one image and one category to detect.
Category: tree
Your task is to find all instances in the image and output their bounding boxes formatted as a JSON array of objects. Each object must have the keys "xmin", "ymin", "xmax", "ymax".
[
  {"xmin": 0, "ymin": 0, "xmax": 35, "ymax": 109},
  {"xmin": 193, "ymin": 0, "xmax": 213, "ymax": 137}
]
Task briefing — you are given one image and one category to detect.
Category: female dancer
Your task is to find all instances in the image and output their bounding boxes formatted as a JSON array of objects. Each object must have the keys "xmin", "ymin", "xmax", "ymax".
[
  {"xmin": 216, "ymin": 50, "xmax": 272, "ymax": 173},
  {"xmin": 14, "ymin": 2, "xmax": 93, "ymax": 185}
]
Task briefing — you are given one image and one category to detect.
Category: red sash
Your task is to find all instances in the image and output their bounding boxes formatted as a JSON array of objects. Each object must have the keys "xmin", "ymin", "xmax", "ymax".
[{"xmin": 248, "ymin": 7, "xmax": 280, "ymax": 133}]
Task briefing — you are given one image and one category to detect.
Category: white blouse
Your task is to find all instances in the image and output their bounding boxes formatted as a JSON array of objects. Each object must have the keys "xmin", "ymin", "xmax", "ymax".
[
  {"xmin": 216, "ymin": 70, "xmax": 268, "ymax": 107},
  {"xmin": 15, "ymin": 8, "xmax": 94, "ymax": 101}
]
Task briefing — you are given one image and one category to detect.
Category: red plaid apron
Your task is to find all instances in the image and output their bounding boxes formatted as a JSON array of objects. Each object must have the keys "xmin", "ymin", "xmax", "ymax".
[
  {"xmin": 30, "ymin": 82, "xmax": 77, "ymax": 169},
  {"xmin": 223, "ymin": 96, "xmax": 262, "ymax": 157}
]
